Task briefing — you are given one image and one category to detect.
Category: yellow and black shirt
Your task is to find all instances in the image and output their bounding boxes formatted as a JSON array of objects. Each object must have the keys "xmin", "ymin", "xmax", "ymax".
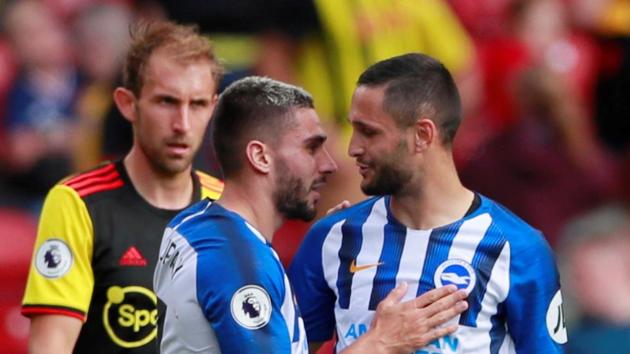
[{"xmin": 22, "ymin": 160, "xmax": 223, "ymax": 353}]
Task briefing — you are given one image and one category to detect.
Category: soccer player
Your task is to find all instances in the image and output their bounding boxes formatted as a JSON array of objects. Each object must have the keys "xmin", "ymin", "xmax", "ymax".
[
  {"xmin": 289, "ymin": 53, "xmax": 568, "ymax": 353},
  {"xmin": 21, "ymin": 21, "xmax": 224, "ymax": 353},
  {"xmin": 153, "ymin": 76, "xmax": 469, "ymax": 354}
]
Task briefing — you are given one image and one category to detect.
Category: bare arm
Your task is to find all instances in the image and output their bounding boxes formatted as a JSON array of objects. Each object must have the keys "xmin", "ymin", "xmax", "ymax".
[
  {"xmin": 28, "ymin": 315, "xmax": 82, "ymax": 354},
  {"xmin": 342, "ymin": 283, "xmax": 468, "ymax": 354}
]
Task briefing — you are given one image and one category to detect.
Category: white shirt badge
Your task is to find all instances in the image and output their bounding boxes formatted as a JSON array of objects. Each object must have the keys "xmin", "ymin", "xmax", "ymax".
[
  {"xmin": 230, "ymin": 285, "xmax": 272, "ymax": 329},
  {"xmin": 35, "ymin": 239, "xmax": 73, "ymax": 278}
]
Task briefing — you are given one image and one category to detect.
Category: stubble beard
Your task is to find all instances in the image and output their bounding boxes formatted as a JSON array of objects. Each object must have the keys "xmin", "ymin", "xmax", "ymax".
[
  {"xmin": 273, "ymin": 161, "xmax": 317, "ymax": 222},
  {"xmin": 361, "ymin": 141, "xmax": 412, "ymax": 196}
]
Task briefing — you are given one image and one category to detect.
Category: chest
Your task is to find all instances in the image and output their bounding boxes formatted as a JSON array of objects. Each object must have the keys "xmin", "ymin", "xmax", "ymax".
[
  {"xmin": 88, "ymin": 202, "xmax": 177, "ymax": 288},
  {"xmin": 323, "ymin": 216, "xmax": 509, "ymax": 320}
]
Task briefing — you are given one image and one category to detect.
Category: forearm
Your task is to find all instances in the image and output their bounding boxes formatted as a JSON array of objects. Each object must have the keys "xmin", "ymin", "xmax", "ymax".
[{"xmin": 28, "ymin": 315, "xmax": 82, "ymax": 354}]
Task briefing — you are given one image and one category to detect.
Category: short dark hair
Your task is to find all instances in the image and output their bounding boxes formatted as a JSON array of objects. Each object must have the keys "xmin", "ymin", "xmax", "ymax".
[
  {"xmin": 357, "ymin": 53, "xmax": 462, "ymax": 146},
  {"xmin": 211, "ymin": 76, "xmax": 314, "ymax": 177},
  {"xmin": 124, "ymin": 21, "xmax": 223, "ymax": 96}
]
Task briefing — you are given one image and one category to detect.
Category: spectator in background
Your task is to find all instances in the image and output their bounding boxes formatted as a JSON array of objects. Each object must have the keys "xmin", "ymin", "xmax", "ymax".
[
  {"xmin": 454, "ymin": 0, "xmax": 600, "ymax": 164},
  {"xmin": 0, "ymin": 0, "xmax": 80, "ymax": 211},
  {"xmin": 558, "ymin": 205, "xmax": 630, "ymax": 353},
  {"xmin": 459, "ymin": 0, "xmax": 618, "ymax": 246},
  {"xmin": 461, "ymin": 65, "xmax": 617, "ymax": 246},
  {"xmin": 72, "ymin": 2, "xmax": 133, "ymax": 170},
  {"xmin": 572, "ymin": 0, "xmax": 630, "ymax": 157}
]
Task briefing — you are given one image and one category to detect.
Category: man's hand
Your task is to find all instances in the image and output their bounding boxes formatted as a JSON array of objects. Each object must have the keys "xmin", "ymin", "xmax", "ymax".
[
  {"xmin": 326, "ymin": 200, "xmax": 351, "ymax": 215},
  {"xmin": 343, "ymin": 282, "xmax": 468, "ymax": 354}
]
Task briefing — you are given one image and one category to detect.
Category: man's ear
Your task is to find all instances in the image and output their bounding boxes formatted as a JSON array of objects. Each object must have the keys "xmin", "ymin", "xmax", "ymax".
[
  {"xmin": 246, "ymin": 140, "xmax": 271, "ymax": 174},
  {"xmin": 414, "ymin": 118, "xmax": 436, "ymax": 152},
  {"xmin": 113, "ymin": 87, "xmax": 137, "ymax": 123}
]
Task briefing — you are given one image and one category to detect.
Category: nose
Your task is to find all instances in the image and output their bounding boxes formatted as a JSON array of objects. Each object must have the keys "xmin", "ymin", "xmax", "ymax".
[
  {"xmin": 173, "ymin": 106, "xmax": 191, "ymax": 133},
  {"xmin": 319, "ymin": 148, "xmax": 338, "ymax": 175},
  {"xmin": 347, "ymin": 132, "xmax": 362, "ymax": 158}
]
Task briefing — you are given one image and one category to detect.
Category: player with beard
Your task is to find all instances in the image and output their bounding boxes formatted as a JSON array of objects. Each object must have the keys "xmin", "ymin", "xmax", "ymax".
[
  {"xmin": 21, "ymin": 21, "xmax": 224, "ymax": 354},
  {"xmin": 289, "ymin": 53, "xmax": 567, "ymax": 353},
  {"xmin": 154, "ymin": 76, "xmax": 469, "ymax": 354}
]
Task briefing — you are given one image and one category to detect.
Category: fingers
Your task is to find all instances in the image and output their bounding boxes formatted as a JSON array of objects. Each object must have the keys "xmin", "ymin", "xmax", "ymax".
[
  {"xmin": 326, "ymin": 200, "xmax": 351, "ymax": 215},
  {"xmin": 422, "ymin": 299, "xmax": 468, "ymax": 329},
  {"xmin": 379, "ymin": 281, "xmax": 408, "ymax": 308},
  {"xmin": 420, "ymin": 288, "xmax": 468, "ymax": 318},
  {"xmin": 411, "ymin": 285, "xmax": 458, "ymax": 310}
]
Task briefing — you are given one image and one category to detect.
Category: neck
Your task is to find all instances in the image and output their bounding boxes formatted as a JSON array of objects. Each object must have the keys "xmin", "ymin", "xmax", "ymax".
[
  {"xmin": 390, "ymin": 151, "xmax": 474, "ymax": 230},
  {"xmin": 216, "ymin": 177, "xmax": 283, "ymax": 242},
  {"xmin": 124, "ymin": 146, "xmax": 194, "ymax": 210}
]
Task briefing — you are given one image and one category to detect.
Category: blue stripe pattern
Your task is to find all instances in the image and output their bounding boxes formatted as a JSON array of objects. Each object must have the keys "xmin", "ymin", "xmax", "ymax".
[
  {"xmin": 336, "ymin": 207, "xmax": 372, "ymax": 309},
  {"xmin": 416, "ymin": 221, "xmax": 464, "ymax": 296},
  {"xmin": 460, "ymin": 222, "xmax": 506, "ymax": 326},
  {"xmin": 489, "ymin": 302, "xmax": 507, "ymax": 353},
  {"xmin": 368, "ymin": 212, "xmax": 407, "ymax": 310}
]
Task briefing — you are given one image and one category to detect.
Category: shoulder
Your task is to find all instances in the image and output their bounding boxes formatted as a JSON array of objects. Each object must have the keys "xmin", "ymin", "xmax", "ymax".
[
  {"xmin": 194, "ymin": 170, "xmax": 223, "ymax": 201},
  {"xmin": 478, "ymin": 194, "xmax": 550, "ymax": 253},
  {"xmin": 168, "ymin": 202, "xmax": 259, "ymax": 252},
  {"xmin": 308, "ymin": 197, "xmax": 382, "ymax": 236},
  {"xmin": 61, "ymin": 161, "xmax": 124, "ymax": 199}
]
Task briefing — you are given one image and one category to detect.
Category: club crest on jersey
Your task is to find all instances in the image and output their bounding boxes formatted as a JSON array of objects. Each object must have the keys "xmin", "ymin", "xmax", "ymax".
[
  {"xmin": 434, "ymin": 259, "xmax": 476, "ymax": 294},
  {"xmin": 231, "ymin": 285, "xmax": 272, "ymax": 329},
  {"xmin": 35, "ymin": 239, "xmax": 73, "ymax": 278}
]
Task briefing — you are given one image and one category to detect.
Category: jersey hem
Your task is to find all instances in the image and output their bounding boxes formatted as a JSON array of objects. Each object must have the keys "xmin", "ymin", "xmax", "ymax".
[{"xmin": 22, "ymin": 305, "xmax": 86, "ymax": 322}]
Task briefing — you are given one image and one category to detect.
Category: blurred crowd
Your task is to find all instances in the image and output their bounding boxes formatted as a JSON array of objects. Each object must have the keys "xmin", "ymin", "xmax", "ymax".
[{"xmin": 0, "ymin": 0, "xmax": 628, "ymax": 352}]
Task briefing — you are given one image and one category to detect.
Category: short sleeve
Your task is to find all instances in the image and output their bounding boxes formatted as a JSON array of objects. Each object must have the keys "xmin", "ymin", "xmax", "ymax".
[
  {"xmin": 506, "ymin": 232, "xmax": 567, "ymax": 353},
  {"xmin": 288, "ymin": 222, "xmax": 337, "ymax": 342},
  {"xmin": 196, "ymin": 240, "xmax": 294, "ymax": 353},
  {"xmin": 22, "ymin": 185, "xmax": 95, "ymax": 321}
]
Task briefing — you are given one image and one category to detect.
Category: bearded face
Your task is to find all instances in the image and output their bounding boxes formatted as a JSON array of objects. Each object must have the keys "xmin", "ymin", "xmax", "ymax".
[
  {"xmin": 359, "ymin": 139, "xmax": 413, "ymax": 196},
  {"xmin": 272, "ymin": 157, "xmax": 319, "ymax": 222}
]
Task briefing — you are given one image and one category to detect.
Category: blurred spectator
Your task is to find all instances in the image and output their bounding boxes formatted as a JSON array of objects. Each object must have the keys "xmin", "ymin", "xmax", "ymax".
[
  {"xmin": 456, "ymin": 0, "xmax": 618, "ymax": 245},
  {"xmin": 572, "ymin": 0, "xmax": 630, "ymax": 156},
  {"xmin": 454, "ymin": 0, "xmax": 599, "ymax": 163},
  {"xmin": 461, "ymin": 65, "xmax": 618, "ymax": 246},
  {"xmin": 558, "ymin": 205, "xmax": 630, "ymax": 353},
  {"xmin": 0, "ymin": 0, "xmax": 80, "ymax": 211},
  {"xmin": 72, "ymin": 2, "xmax": 133, "ymax": 170},
  {"xmin": 448, "ymin": 0, "xmax": 512, "ymax": 39},
  {"xmin": 294, "ymin": 0, "xmax": 478, "ymax": 128}
]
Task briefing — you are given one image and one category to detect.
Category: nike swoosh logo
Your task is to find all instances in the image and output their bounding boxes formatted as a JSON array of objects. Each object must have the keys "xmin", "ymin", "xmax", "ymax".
[{"xmin": 349, "ymin": 260, "xmax": 384, "ymax": 273}]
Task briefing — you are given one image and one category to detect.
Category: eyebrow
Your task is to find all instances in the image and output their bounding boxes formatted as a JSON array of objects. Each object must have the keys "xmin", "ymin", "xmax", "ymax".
[
  {"xmin": 350, "ymin": 120, "xmax": 381, "ymax": 130},
  {"xmin": 303, "ymin": 134, "xmax": 327, "ymax": 146}
]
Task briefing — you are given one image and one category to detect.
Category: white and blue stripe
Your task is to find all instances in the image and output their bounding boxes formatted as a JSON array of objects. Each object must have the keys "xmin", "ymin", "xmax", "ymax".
[
  {"xmin": 289, "ymin": 194, "xmax": 566, "ymax": 353},
  {"xmin": 155, "ymin": 199, "xmax": 307, "ymax": 354}
]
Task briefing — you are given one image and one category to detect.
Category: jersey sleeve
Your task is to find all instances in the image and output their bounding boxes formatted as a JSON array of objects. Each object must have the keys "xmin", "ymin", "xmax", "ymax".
[
  {"xmin": 506, "ymin": 232, "xmax": 567, "ymax": 352},
  {"xmin": 21, "ymin": 184, "xmax": 94, "ymax": 321},
  {"xmin": 196, "ymin": 239, "xmax": 294, "ymax": 353},
  {"xmin": 288, "ymin": 221, "xmax": 337, "ymax": 342}
]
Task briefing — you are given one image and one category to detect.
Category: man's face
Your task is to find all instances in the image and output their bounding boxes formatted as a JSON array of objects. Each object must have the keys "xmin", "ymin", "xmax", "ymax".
[
  {"xmin": 132, "ymin": 50, "xmax": 217, "ymax": 176},
  {"xmin": 348, "ymin": 85, "xmax": 413, "ymax": 196},
  {"xmin": 272, "ymin": 108, "xmax": 337, "ymax": 221}
]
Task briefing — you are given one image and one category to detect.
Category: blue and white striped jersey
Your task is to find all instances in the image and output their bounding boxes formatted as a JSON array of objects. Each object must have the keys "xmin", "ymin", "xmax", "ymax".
[
  {"xmin": 289, "ymin": 194, "xmax": 567, "ymax": 353},
  {"xmin": 154, "ymin": 200, "xmax": 307, "ymax": 354}
]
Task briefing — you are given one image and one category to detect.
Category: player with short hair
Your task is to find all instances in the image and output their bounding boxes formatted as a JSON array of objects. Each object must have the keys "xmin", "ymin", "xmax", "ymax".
[
  {"xmin": 154, "ymin": 76, "xmax": 469, "ymax": 354},
  {"xmin": 21, "ymin": 21, "xmax": 224, "ymax": 354},
  {"xmin": 289, "ymin": 53, "xmax": 567, "ymax": 353}
]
